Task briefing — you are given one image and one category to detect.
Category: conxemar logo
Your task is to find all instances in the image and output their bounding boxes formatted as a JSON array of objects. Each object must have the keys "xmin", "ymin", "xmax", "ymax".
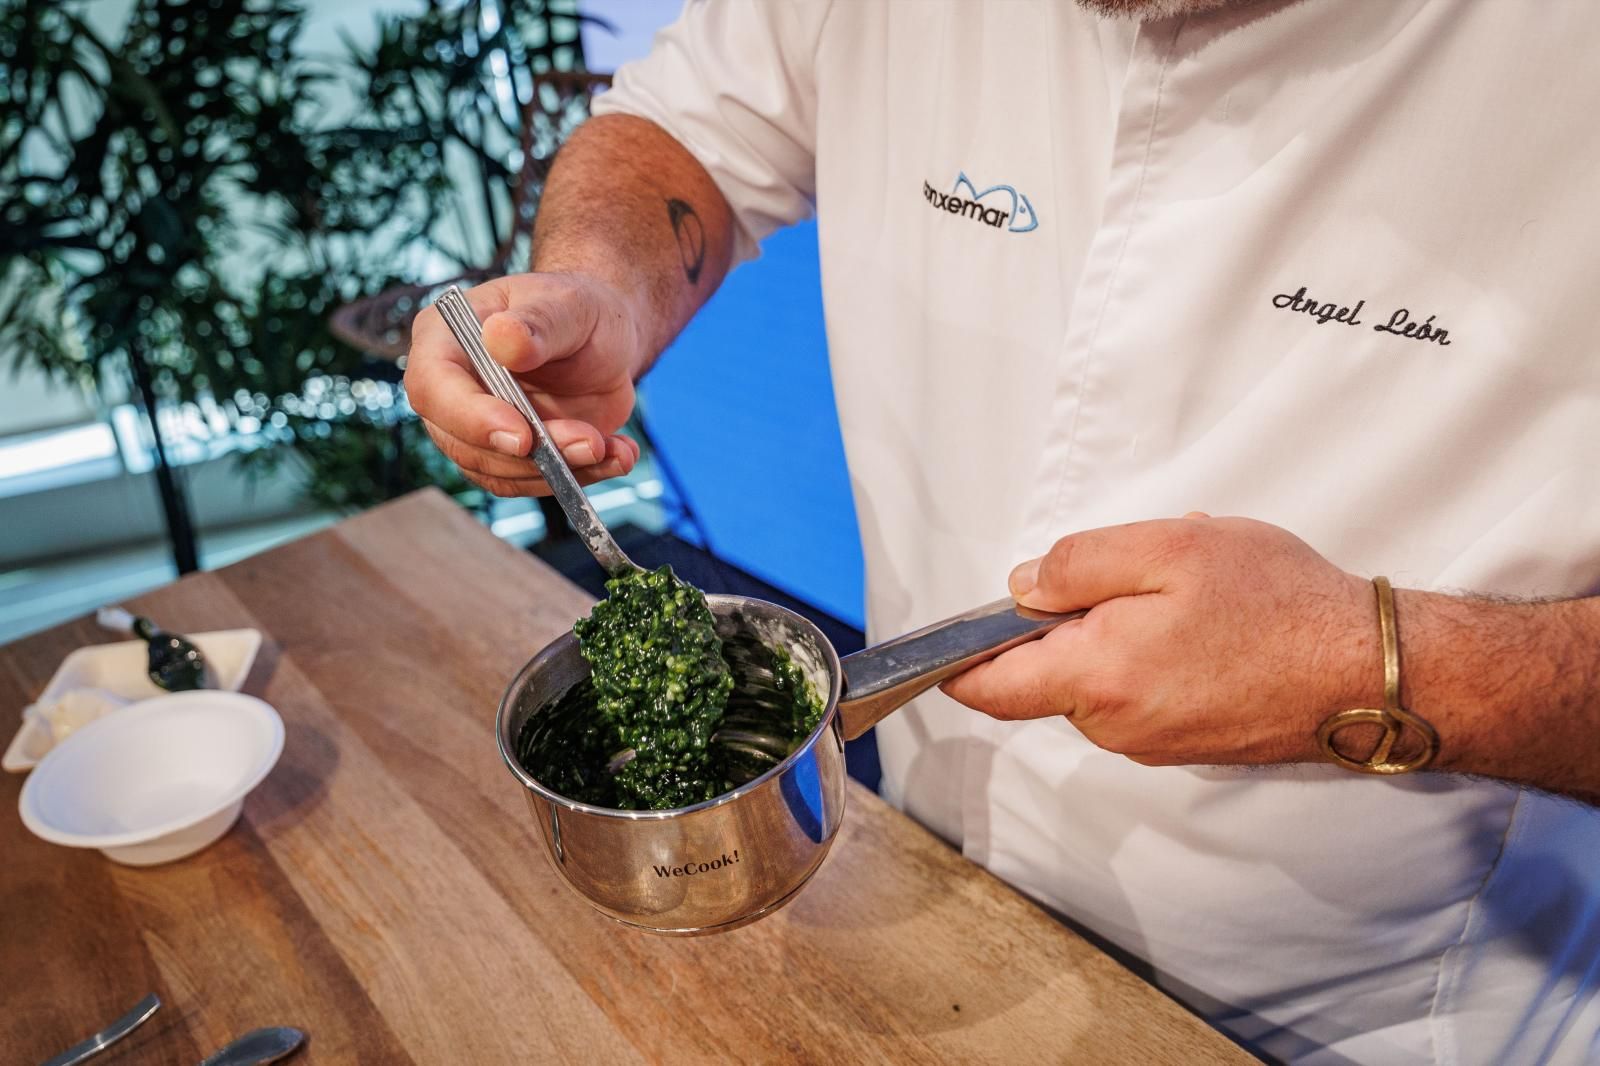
[{"xmin": 922, "ymin": 170, "xmax": 1039, "ymax": 233}]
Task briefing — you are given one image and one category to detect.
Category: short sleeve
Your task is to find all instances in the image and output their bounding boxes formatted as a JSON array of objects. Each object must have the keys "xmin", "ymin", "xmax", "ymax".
[{"xmin": 590, "ymin": 0, "xmax": 830, "ymax": 263}]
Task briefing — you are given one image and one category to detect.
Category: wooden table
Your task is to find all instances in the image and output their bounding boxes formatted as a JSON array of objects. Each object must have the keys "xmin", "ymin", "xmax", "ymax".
[{"xmin": 0, "ymin": 490, "xmax": 1251, "ymax": 1065}]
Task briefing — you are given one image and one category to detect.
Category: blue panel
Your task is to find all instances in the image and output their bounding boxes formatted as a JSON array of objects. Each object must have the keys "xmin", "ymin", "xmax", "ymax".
[
  {"xmin": 779, "ymin": 745, "xmax": 828, "ymax": 844},
  {"xmin": 637, "ymin": 221, "xmax": 865, "ymax": 629}
]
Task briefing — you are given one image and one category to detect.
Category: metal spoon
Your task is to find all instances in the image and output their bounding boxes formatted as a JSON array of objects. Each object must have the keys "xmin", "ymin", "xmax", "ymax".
[
  {"xmin": 433, "ymin": 286, "xmax": 641, "ymax": 578},
  {"xmin": 198, "ymin": 1025, "xmax": 305, "ymax": 1066},
  {"xmin": 97, "ymin": 608, "xmax": 211, "ymax": 691},
  {"xmin": 40, "ymin": 992, "xmax": 160, "ymax": 1066},
  {"xmin": 435, "ymin": 287, "xmax": 813, "ymax": 777}
]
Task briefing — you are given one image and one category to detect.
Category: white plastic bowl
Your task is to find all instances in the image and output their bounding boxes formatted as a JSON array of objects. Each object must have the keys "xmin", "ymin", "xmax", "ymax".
[{"xmin": 18, "ymin": 691, "xmax": 284, "ymax": 866}]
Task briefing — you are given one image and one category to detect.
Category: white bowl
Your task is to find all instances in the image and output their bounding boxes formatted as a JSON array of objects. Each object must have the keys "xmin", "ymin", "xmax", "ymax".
[{"xmin": 18, "ymin": 691, "xmax": 284, "ymax": 866}]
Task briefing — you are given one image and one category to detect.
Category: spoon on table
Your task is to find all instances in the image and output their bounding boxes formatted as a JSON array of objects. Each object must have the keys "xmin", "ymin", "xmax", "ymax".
[
  {"xmin": 97, "ymin": 607, "xmax": 212, "ymax": 691},
  {"xmin": 40, "ymin": 993, "xmax": 160, "ymax": 1066},
  {"xmin": 198, "ymin": 1025, "xmax": 305, "ymax": 1065}
]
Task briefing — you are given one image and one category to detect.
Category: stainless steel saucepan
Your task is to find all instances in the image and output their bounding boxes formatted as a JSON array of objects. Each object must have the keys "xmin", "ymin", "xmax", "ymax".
[{"xmin": 496, "ymin": 594, "xmax": 1080, "ymax": 935}]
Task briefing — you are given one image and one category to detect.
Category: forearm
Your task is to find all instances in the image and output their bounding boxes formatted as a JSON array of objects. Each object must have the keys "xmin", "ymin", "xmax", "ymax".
[
  {"xmin": 532, "ymin": 113, "xmax": 736, "ymax": 374},
  {"xmin": 1394, "ymin": 589, "xmax": 1600, "ymax": 802}
]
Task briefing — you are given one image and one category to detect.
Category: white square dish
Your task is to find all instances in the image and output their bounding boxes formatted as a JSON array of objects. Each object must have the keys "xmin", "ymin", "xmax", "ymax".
[{"xmin": 3, "ymin": 628, "xmax": 263, "ymax": 773}]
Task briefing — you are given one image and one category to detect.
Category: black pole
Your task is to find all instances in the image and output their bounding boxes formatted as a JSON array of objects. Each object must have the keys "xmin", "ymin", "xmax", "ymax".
[
  {"xmin": 537, "ymin": 493, "xmax": 571, "ymax": 541},
  {"xmin": 127, "ymin": 345, "xmax": 201, "ymax": 574}
]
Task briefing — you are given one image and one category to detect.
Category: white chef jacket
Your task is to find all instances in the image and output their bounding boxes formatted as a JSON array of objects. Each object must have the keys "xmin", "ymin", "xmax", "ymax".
[{"xmin": 593, "ymin": 1, "xmax": 1600, "ymax": 1062}]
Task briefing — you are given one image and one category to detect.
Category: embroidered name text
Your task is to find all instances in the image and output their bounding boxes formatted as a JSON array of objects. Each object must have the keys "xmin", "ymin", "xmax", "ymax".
[
  {"xmin": 1272, "ymin": 286, "xmax": 1364, "ymax": 326},
  {"xmin": 1374, "ymin": 308, "xmax": 1452, "ymax": 346},
  {"xmin": 1271, "ymin": 285, "xmax": 1454, "ymax": 345}
]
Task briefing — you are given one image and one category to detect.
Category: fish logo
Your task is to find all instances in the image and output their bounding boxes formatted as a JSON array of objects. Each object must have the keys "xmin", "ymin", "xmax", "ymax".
[
  {"xmin": 953, "ymin": 172, "xmax": 1038, "ymax": 233},
  {"xmin": 923, "ymin": 171, "xmax": 1040, "ymax": 233}
]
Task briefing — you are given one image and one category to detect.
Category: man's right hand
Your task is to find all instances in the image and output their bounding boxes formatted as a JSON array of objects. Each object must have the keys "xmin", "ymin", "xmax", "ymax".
[
  {"xmin": 405, "ymin": 111, "xmax": 738, "ymax": 497},
  {"xmin": 404, "ymin": 271, "xmax": 645, "ymax": 498}
]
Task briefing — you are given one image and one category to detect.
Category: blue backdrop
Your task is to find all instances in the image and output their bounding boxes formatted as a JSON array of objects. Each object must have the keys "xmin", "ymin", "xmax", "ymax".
[{"xmin": 637, "ymin": 220, "xmax": 865, "ymax": 629}]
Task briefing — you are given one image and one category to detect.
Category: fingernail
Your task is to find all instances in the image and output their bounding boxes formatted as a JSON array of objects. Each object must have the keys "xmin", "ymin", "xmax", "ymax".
[
  {"xmin": 489, "ymin": 431, "xmax": 524, "ymax": 456},
  {"xmin": 1009, "ymin": 558, "xmax": 1041, "ymax": 598},
  {"xmin": 563, "ymin": 440, "xmax": 598, "ymax": 466}
]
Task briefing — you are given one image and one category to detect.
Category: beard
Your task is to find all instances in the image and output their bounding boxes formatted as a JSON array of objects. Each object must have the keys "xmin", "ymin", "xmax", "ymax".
[{"xmin": 1075, "ymin": 0, "xmax": 1240, "ymax": 18}]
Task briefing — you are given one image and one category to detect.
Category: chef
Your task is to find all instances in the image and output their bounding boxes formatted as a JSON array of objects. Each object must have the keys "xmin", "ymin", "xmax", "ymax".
[{"xmin": 402, "ymin": 1, "xmax": 1600, "ymax": 1061}]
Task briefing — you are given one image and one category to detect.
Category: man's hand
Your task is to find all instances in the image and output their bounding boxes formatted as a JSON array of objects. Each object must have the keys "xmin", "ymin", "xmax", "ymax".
[
  {"xmin": 940, "ymin": 515, "xmax": 1381, "ymax": 766},
  {"xmin": 942, "ymin": 514, "xmax": 1600, "ymax": 802},
  {"xmin": 404, "ymin": 272, "xmax": 645, "ymax": 497},
  {"xmin": 403, "ymin": 114, "xmax": 736, "ymax": 498}
]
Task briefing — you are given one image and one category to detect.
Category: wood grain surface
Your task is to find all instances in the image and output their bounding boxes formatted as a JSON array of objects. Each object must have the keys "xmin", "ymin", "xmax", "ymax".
[{"xmin": 0, "ymin": 490, "xmax": 1252, "ymax": 1065}]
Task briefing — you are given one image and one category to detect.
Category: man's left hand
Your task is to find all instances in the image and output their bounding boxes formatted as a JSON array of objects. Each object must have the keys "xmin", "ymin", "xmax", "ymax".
[{"xmin": 939, "ymin": 515, "xmax": 1380, "ymax": 766}]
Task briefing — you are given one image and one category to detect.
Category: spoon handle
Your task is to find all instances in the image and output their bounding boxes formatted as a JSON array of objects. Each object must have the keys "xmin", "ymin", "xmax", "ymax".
[
  {"xmin": 40, "ymin": 993, "xmax": 160, "ymax": 1066},
  {"xmin": 433, "ymin": 286, "xmax": 637, "ymax": 577},
  {"xmin": 96, "ymin": 606, "xmax": 146, "ymax": 637}
]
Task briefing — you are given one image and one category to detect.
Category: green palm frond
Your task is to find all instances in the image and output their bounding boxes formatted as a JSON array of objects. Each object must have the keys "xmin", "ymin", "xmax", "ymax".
[{"xmin": 0, "ymin": 0, "xmax": 595, "ymax": 511}]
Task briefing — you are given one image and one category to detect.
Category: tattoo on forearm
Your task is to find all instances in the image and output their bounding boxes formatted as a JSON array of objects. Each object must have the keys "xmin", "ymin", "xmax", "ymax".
[{"xmin": 666, "ymin": 198, "xmax": 706, "ymax": 285}]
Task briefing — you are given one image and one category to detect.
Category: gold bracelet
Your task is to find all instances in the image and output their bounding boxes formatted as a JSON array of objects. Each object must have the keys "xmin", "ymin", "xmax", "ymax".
[{"xmin": 1316, "ymin": 576, "xmax": 1441, "ymax": 775}]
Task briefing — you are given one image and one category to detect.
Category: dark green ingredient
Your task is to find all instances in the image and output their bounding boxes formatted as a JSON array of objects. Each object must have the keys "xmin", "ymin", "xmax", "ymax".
[
  {"xmin": 131, "ymin": 615, "xmax": 209, "ymax": 692},
  {"xmin": 779, "ymin": 648, "xmax": 825, "ymax": 736},
  {"xmin": 727, "ymin": 640, "xmax": 825, "ymax": 741},
  {"xmin": 519, "ymin": 631, "xmax": 826, "ymax": 810},
  {"xmin": 573, "ymin": 566, "xmax": 735, "ymax": 809}
]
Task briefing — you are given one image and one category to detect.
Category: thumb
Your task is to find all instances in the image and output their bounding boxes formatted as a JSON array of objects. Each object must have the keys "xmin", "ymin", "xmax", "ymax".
[
  {"xmin": 482, "ymin": 289, "xmax": 600, "ymax": 375},
  {"xmin": 1008, "ymin": 520, "xmax": 1182, "ymax": 612}
]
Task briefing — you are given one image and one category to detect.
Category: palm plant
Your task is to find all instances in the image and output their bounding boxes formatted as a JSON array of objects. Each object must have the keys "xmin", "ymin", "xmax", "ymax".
[{"xmin": 0, "ymin": 0, "xmax": 599, "ymax": 571}]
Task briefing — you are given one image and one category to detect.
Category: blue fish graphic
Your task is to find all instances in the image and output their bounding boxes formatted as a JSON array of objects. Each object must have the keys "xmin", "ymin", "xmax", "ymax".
[{"xmin": 953, "ymin": 171, "xmax": 1039, "ymax": 233}]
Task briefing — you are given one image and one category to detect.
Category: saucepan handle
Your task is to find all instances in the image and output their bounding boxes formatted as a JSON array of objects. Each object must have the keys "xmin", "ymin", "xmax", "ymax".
[{"xmin": 835, "ymin": 598, "xmax": 1084, "ymax": 741}]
